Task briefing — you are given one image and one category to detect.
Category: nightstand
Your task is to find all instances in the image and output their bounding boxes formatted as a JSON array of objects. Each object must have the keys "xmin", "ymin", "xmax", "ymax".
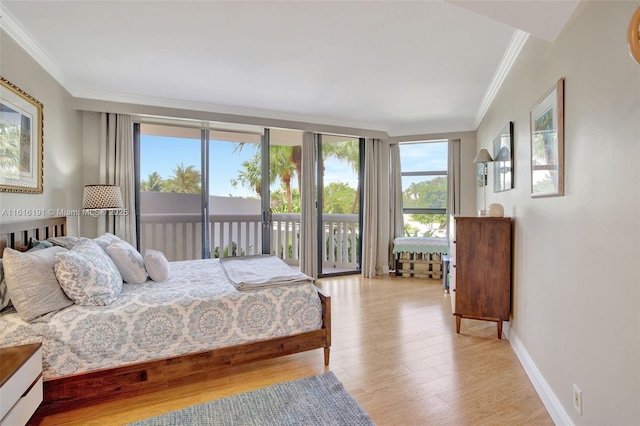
[{"xmin": 0, "ymin": 343, "xmax": 43, "ymax": 426}]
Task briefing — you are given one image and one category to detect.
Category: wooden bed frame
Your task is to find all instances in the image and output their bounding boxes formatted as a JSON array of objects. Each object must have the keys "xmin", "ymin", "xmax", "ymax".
[{"xmin": 0, "ymin": 217, "xmax": 331, "ymax": 416}]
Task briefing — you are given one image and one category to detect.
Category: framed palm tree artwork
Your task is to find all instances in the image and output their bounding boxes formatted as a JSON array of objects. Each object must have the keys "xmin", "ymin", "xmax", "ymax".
[
  {"xmin": 530, "ymin": 78, "xmax": 564, "ymax": 198},
  {"xmin": 0, "ymin": 77, "xmax": 43, "ymax": 193}
]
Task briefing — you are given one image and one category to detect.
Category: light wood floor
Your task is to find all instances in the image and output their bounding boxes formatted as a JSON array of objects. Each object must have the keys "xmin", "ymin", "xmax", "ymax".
[{"xmin": 34, "ymin": 275, "xmax": 552, "ymax": 426}]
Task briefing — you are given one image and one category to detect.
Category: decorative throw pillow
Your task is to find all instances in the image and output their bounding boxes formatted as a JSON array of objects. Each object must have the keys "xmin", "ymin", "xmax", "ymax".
[
  {"xmin": 28, "ymin": 238, "xmax": 54, "ymax": 251},
  {"xmin": 93, "ymin": 233, "xmax": 121, "ymax": 251},
  {"xmin": 105, "ymin": 240, "xmax": 147, "ymax": 284},
  {"xmin": 54, "ymin": 239, "xmax": 123, "ymax": 306},
  {"xmin": 47, "ymin": 236, "xmax": 82, "ymax": 250},
  {"xmin": 0, "ymin": 259, "xmax": 10, "ymax": 311},
  {"xmin": 2, "ymin": 246, "xmax": 73, "ymax": 322},
  {"xmin": 144, "ymin": 249, "xmax": 171, "ymax": 282}
]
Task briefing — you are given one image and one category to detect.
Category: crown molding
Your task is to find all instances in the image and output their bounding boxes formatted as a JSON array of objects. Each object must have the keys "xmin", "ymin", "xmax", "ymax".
[
  {"xmin": 0, "ymin": 4, "xmax": 72, "ymax": 91},
  {"xmin": 475, "ymin": 29, "xmax": 529, "ymax": 127}
]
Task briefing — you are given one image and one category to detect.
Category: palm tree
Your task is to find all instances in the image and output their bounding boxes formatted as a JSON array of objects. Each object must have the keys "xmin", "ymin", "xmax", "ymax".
[
  {"xmin": 231, "ymin": 151, "xmax": 262, "ymax": 196},
  {"xmin": 232, "ymin": 146, "xmax": 298, "ymax": 212},
  {"xmin": 0, "ymin": 123, "xmax": 20, "ymax": 173},
  {"xmin": 269, "ymin": 145, "xmax": 296, "ymax": 212},
  {"xmin": 140, "ymin": 172, "xmax": 164, "ymax": 192},
  {"xmin": 232, "ymin": 139, "xmax": 361, "ymax": 214},
  {"xmin": 164, "ymin": 163, "xmax": 201, "ymax": 193},
  {"xmin": 321, "ymin": 139, "xmax": 360, "ymax": 213}
]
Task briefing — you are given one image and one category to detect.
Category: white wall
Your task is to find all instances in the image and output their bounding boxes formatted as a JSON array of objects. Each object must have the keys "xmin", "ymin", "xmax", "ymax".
[
  {"xmin": 0, "ymin": 29, "xmax": 83, "ymax": 232},
  {"xmin": 140, "ymin": 192, "xmax": 260, "ymax": 214},
  {"xmin": 476, "ymin": 2, "xmax": 640, "ymax": 424}
]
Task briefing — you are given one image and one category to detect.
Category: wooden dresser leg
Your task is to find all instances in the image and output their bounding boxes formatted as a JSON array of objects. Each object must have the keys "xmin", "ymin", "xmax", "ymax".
[
  {"xmin": 455, "ymin": 315, "xmax": 461, "ymax": 334},
  {"xmin": 497, "ymin": 320, "xmax": 503, "ymax": 339}
]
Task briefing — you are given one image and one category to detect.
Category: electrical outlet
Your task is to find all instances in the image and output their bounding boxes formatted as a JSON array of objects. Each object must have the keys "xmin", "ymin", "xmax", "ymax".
[{"xmin": 573, "ymin": 384, "xmax": 582, "ymax": 415}]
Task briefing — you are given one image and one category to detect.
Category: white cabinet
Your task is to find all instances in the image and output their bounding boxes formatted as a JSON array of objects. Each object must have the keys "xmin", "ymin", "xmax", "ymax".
[{"xmin": 0, "ymin": 343, "xmax": 43, "ymax": 426}]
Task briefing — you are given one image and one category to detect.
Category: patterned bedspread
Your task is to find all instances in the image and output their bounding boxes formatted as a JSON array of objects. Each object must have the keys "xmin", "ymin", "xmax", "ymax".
[{"xmin": 0, "ymin": 258, "xmax": 322, "ymax": 379}]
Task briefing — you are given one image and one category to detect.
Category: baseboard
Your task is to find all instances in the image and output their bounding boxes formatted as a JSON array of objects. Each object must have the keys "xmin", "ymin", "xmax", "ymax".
[{"xmin": 508, "ymin": 329, "xmax": 574, "ymax": 426}]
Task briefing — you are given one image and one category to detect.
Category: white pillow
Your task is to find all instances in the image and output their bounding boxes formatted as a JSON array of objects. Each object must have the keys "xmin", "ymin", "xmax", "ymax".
[
  {"xmin": 55, "ymin": 239, "xmax": 123, "ymax": 306},
  {"xmin": 106, "ymin": 240, "xmax": 148, "ymax": 284},
  {"xmin": 2, "ymin": 246, "xmax": 73, "ymax": 321},
  {"xmin": 144, "ymin": 249, "xmax": 170, "ymax": 282}
]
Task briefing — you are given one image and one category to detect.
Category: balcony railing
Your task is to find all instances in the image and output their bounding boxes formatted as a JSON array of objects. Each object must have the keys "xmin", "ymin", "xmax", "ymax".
[{"xmin": 139, "ymin": 213, "xmax": 360, "ymax": 271}]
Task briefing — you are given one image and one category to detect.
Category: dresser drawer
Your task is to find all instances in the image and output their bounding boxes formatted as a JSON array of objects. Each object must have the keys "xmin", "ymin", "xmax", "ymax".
[
  {"xmin": 0, "ymin": 346, "xmax": 42, "ymax": 421},
  {"xmin": 0, "ymin": 376, "xmax": 43, "ymax": 426}
]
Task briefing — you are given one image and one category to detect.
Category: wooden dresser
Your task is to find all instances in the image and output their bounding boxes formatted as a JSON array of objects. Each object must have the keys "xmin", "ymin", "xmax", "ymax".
[
  {"xmin": 450, "ymin": 216, "xmax": 512, "ymax": 338},
  {"xmin": 0, "ymin": 343, "xmax": 43, "ymax": 425}
]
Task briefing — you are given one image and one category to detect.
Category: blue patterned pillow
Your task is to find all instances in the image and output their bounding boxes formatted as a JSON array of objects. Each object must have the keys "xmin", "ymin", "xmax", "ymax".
[
  {"xmin": 93, "ymin": 233, "xmax": 120, "ymax": 251},
  {"xmin": 54, "ymin": 239, "xmax": 123, "ymax": 306},
  {"xmin": 0, "ymin": 259, "xmax": 7, "ymax": 310}
]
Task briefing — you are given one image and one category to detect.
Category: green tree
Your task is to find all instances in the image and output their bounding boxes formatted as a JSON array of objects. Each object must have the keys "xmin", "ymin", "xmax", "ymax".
[
  {"xmin": 231, "ymin": 150, "xmax": 262, "ymax": 196},
  {"xmin": 270, "ymin": 145, "xmax": 296, "ymax": 212},
  {"xmin": 140, "ymin": 172, "xmax": 164, "ymax": 192},
  {"xmin": 231, "ymin": 145, "xmax": 299, "ymax": 212},
  {"xmin": 0, "ymin": 123, "xmax": 20, "ymax": 172},
  {"xmin": 321, "ymin": 139, "xmax": 360, "ymax": 213},
  {"xmin": 164, "ymin": 163, "xmax": 201, "ymax": 193},
  {"xmin": 233, "ymin": 139, "xmax": 361, "ymax": 215},
  {"xmin": 271, "ymin": 187, "xmax": 300, "ymax": 213},
  {"xmin": 402, "ymin": 177, "xmax": 447, "ymax": 236},
  {"xmin": 323, "ymin": 182, "xmax": 357, "ymax": 214}
]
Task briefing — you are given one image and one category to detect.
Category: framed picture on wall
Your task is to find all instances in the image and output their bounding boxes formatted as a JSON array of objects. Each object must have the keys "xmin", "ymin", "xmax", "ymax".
[
  {"xmin": 493, "ymin": 121, "xmax": 514, "ymax": 192},
  {"xmin": 476, "ymin": 163, "xmax": 485, "ymax": 187},
  {"xmin": 530, "ymin": 77, "xmax": 564, "ymax": 198},
  {"xmin": 0, "ymin": 77, "xmax": 44, "ymax": 193}
]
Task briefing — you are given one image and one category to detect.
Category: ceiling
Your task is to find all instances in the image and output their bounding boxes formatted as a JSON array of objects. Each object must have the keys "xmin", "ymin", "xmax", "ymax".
[{"xmin": 0, "ymin": 1, "xmax": 580, "ymax": 137}]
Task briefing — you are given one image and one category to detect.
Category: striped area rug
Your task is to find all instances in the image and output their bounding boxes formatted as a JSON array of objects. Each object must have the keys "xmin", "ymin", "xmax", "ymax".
[{"xmin": 127, "ymin": 372, "xmax": 375, "ymax": 426}]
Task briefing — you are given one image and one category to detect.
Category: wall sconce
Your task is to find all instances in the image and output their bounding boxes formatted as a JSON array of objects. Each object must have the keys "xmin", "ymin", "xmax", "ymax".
[
  {"xmin": 629, "ymin": 6, "xmax": 640, "ymax": 63},
  {"xmin": 473, "ymin": 148, "xmax": 494, "ymax": 216}
]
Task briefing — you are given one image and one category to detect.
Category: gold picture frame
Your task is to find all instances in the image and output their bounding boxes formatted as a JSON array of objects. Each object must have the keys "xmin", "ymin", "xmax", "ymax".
[
  {"xmin": 0, "ymin": 77, "xmax": 44, "ymax": 193},
  {"xmin": 530, "ymin": 77, "xmax": 564, "ymax": 198}
]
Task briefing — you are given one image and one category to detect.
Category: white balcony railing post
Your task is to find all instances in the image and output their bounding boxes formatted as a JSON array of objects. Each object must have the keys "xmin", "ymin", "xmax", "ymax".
[{"xmin": 139, "ymin": 212, "xmax": 359, "ymax": 270}]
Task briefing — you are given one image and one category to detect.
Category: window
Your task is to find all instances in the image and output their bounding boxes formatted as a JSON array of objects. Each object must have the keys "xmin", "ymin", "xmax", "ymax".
[{"xmin": 399, "ymin": 140, "xmax": 447, "ymax": 237}]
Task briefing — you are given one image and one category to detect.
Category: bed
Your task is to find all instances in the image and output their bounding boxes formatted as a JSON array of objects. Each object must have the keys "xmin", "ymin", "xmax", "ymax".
[
  {"xmin": 0, "ymin": 217, "xmax": 331, "ymax": 416},
  {"xmin": 393, "ymin": 237, "xmax": 449, "ymax": 280}
]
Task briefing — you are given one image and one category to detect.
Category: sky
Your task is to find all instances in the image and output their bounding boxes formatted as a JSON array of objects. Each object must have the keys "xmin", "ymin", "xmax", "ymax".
[
  {"xmin": 140, "ymin": 136, "xmax": 448, "ymax": 197},
  {"xmin": 140, "ymin": 135, "xmax": 363, "ymax": 198}
]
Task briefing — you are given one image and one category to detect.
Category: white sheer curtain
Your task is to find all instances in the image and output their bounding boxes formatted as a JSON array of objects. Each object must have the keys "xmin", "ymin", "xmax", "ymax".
[
  {"xmin": 299, "ymin": 132, "xmax": 317, "ymax": 278},
  {"xmin": 447, "ymin": 139, "xmax": 461, "ymax": 232},
  {"xmin": 361, "ymin": 138, "xmax": 390, "ymax": 278},
  {"xmin": 389, "ymin": 143, "xmax": 404, "ymax": 266},
  {"xmin": 98, "ymin": 113, "xmax": 136, "ymax": 245}
]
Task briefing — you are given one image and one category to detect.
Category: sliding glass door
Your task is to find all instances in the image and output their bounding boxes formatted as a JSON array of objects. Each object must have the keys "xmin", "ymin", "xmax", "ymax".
[
  {"xmin": 138, "ymin": 124, "xmax": 204, "ymax": 261},
  {"xmin": 137, "ymin": 122, "xmax": 363, "ymax": 276},
  {"xmin": 267, "ymin": 129, "xmax": 304, "ymax": 266},
  {"xmin": 137, "ymin": 123, "xmax": 263, "ymax": 261},
  {"xmin": 316, "ymin": 135, "xmax": 363, "ymax": 276},
  {"xmin": 209, "ymin": 131, "xmax": 262, "ymax": 259}
]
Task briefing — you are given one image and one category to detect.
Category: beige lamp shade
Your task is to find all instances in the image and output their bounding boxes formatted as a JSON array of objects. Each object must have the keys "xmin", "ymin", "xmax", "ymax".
[
  {"xmin": 82, "ymin": 185, "xmax": 124, "ymax": 210},
  {"xmin": 473, "ymin": 148, "xmax": 494, "ymax": 164}
]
